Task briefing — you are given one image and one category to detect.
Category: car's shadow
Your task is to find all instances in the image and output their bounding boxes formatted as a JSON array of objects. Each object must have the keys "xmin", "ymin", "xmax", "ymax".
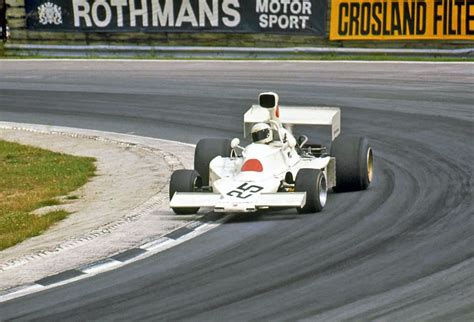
[
  {"xmin": 224, "ymin": 208, "xmax": 304, "ymax": 223},
  {"xmin": 187, "ymin": 206, "xmax": 319, "ymax": 224}
]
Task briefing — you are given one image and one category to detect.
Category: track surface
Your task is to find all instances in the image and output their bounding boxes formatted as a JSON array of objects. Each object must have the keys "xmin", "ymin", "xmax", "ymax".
[{"xmin": 0, "ymin": 61, "xmax": 473, "ymax": 321}]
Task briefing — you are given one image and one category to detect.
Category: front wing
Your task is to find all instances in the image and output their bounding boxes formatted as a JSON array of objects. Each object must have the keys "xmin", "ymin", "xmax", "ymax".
[{"xmin": 170, "ymin": 192, "xmax": 306, "ymax": 213}]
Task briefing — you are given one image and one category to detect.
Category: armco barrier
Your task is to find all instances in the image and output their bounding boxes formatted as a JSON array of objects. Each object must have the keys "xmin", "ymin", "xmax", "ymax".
[{"xmin": 5, "ymin": 43, "xmax": 474, "ymax": 57}]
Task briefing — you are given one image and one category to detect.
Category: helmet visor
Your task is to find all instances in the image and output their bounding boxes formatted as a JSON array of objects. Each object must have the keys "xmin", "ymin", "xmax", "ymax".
[{"xmin": 252, "ymin": 128, "xmax": 270, "ymax": 142}]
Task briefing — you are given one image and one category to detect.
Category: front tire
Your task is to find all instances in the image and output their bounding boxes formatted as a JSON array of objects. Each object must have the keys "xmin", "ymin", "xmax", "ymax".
[
  {"xmin": 194, "ymin": 138, "xmax": 231, "ymax": 186},
  {"xmin": 295, "ymin": 169, "xmax": 327, "ymax": 214},
  {"xmin": 169, "ymin": 169, "xmax": 201, "ymax": 215},
  {"xmin": 331, "ymin": 136, "xmax": 373, "ymax": 192}
]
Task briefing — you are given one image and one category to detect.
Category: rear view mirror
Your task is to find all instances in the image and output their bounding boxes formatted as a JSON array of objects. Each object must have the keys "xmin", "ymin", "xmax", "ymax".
[
  {"xmin": 259, "ymin": 92, "xmax": 279, "ymax": 109},
  {"xmin": 230, "ymin": 138, "xmax": 240, "ymax": 149}
]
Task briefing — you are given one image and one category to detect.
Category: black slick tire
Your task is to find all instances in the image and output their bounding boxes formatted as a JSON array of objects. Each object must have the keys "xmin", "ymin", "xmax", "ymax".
[
  {"xmin": 330, "ymin": 136, "xmax": 373, "ymax": 192},
  {"xmin": 295, "ymin": 169, "xmax": 327, "ymax": 214},
  {"xmin": 169, "ymin": 169, "xmax": 201, "ymax": 215},
  {"xmin": 194, "ymin": 138, "xmax": 231, "ymax": 186}
]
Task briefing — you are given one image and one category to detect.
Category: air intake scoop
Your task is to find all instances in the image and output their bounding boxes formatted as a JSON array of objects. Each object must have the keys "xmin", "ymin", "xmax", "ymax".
[{"xmin": 241, "ymin": 159, "xmax": 263, "ymax": 172}]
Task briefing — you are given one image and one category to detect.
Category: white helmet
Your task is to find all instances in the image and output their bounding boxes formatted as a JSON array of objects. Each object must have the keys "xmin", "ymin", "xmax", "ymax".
[{"xmin": 251, "ymin": 123, "xmax": 273, "ymax": 144}]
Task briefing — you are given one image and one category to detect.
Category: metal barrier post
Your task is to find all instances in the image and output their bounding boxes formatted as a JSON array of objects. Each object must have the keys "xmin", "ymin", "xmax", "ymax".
[{"xmin": 0, "ymin": 0, "xmax": 7, "ymax": 42}]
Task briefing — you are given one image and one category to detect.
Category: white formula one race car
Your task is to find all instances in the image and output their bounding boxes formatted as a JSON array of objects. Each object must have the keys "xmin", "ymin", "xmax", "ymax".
[{"xmin": 169, "ymin": 92, "xmax": 373, "ymax": 214}]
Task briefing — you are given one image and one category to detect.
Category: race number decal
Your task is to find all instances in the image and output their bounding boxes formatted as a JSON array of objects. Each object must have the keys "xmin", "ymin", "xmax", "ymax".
[{"xmin": 227, "ymin": 183, "xmax": 263, "ymax": 199}]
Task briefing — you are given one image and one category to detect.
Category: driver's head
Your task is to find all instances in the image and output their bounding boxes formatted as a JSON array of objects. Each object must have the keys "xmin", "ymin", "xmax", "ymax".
[{"xmin": 251, "ymin": 123, "xmax": 273, "ymax": 144}]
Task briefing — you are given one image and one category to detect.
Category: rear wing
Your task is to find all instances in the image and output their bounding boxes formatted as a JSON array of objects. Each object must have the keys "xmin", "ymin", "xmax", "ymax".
[{"xmin": 244, "ymin": 105, "xmax": 341, "ymax": 141}]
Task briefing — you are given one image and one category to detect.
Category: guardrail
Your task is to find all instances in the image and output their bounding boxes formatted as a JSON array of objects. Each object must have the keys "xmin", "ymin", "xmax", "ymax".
[{"xmin": 5, "ymin": 44, "xmax": 474, "ymax": 58}]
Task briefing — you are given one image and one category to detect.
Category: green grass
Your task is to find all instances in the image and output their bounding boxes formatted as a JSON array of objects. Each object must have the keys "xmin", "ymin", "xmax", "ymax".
[
  {"xmin": 37, "ymin": 198, "xmax": 61, "ymax": 207},
  {"xmin": 0, "ymin": 140, "xmax": 96, "ymax": 250}
]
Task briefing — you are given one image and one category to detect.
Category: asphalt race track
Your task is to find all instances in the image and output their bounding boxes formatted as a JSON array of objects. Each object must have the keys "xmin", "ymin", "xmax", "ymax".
[{"xmin": 0, "ymin": 60, "xmax": 473, "ymax": 320}]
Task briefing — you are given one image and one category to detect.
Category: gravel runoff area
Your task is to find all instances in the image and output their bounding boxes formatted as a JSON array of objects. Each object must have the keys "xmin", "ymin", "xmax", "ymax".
[{"xmin": 0, "ymin": 123, "xmax": 195, "ymax": 290}]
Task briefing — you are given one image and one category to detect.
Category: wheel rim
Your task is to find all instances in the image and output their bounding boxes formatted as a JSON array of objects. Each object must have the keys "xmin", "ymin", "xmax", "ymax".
[
  {"xmin": 367, "ymin": 147, "xmax": 374, "ymax": 183},
  {"xmin": 319, "ymin": 175, "xmax": 327, "ymax": 207}
]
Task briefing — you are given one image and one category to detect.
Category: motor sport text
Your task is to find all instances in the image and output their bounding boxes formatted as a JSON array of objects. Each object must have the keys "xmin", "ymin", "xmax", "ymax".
[
  {"xmin": 72, "ymin": 0, "xmax": 240, "ymax": 28},
  {"xmin": 330, "ymin": 0, "xmax": 474, "ymax": 40},
  {"xmin": 256, "ymin": 0, "xmax": 312, "ymax": 29}
]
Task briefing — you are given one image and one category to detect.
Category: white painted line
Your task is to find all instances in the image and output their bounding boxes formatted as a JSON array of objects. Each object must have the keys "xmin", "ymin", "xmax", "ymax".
[
  {"xmin": 0, "ymin": 284, "xmax": 45, "ymax": 303},
  {"xmin": 0, "ymin": 59, "xmax": 473, "ymax": 64},
  {"xmin": 174, "ymin": 230, "xmax": 203, "ymax": 243},
  {"xmin": 140, "ymin": 237, "xmax": 174, "ymax": 252},
  {"xmin": 5, "ymin": 44, "xmax": 473, "ymax": 54},
  {"xmin": 80, "ymin": 259, "xmax": 123, "ymax": 274},
  {"xmin": 194, "ymin": 222, "xmax": 222, "ymax": 233},
  {"xmin": 185, "ymin": 221, "xmax": 205, "ymax": 230}
]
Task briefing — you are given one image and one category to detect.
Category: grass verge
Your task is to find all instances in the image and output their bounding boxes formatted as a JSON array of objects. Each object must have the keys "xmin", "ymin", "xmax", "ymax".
[{"xmin": 0, "ymin": 140, "xmax": 96, "ymax": 250}]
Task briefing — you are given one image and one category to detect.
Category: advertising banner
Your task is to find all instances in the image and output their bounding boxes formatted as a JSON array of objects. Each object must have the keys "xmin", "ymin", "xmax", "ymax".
[
  {"xmin": 330, "ymin": 0, "xmax": 474, "ymax": 40},
  {"xmin": 25, "ymin": 0, "xmax": 327, "ymax": 34}
]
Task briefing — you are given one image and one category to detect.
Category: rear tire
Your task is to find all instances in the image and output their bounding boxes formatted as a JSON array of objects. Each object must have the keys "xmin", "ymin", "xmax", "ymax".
[
  {"xmin": 295, "ymin": 169, "xmax": 327, "ymax": 214},
  {"xmin": 194, "ymin": 138, "xmax": 231, "ymax": 186},
  {"xmin": 330, "ymin": 136, "xmax": 373, "ymax": 192},
  {"xmin": 169, "ymin": 169, "xmax": 201, "ymax": 215}
]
